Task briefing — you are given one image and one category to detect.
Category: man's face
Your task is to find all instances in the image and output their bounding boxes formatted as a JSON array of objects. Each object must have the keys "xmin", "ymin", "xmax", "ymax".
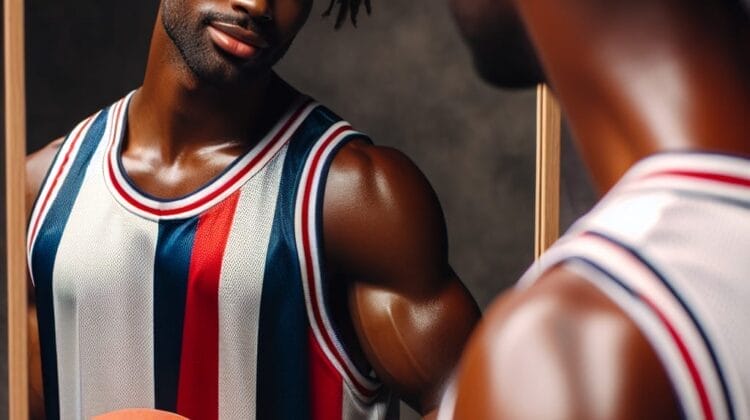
[
  {"xmin": 449, "ymin": 0, "xmax": 543, "ymax": 88},
  {"xmin": 162, "ymin": 0, "xmax": 313, "ymax": 85}
]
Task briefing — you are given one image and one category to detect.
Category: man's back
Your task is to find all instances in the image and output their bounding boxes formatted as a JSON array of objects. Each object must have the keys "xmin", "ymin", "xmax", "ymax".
[
  {"xmin": 446, "ymin": 0, "xmax": 750, "ymax": 417},
  {"xmin": 518, "ymin": 153, "xmax": 750, "ymax": 419}
]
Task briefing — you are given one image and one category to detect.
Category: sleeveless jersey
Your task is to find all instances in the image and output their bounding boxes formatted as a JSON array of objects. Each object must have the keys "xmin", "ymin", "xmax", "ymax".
[
  {"xmin": 520, "ymin": 153, "xmax": 750, "ymax": 420},
  {"xmin": 27, "ymin": 92, "xmax": 397, "ymax": 420}
]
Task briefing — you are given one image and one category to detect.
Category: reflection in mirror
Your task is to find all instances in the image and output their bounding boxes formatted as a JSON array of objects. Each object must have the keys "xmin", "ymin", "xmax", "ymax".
[{"xmin": 24, "ymin": 2, "xmax": 594, "ymax": 420}]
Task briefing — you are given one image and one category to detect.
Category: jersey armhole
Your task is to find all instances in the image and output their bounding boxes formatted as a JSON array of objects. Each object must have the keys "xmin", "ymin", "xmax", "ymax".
[
  {"xmin": 294, "ymin": 123, "xmax": 382, "ymax": 403},
  {"xmin": 26, "ymin": 111, "xmax": 104, "ymax": 284},
  {"xmin": 544, "ymin": 231, "xmax": 735, "ymax": 420}
]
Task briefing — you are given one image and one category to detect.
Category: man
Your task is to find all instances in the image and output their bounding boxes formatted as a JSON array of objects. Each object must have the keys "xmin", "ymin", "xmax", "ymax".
[
  {"xmin": 444, "ymin": 0, "xmax": 750, "ymax": 418},
  {"xmin": 25, "ymin": 0, "xmax": 480, "ymax": 418}
]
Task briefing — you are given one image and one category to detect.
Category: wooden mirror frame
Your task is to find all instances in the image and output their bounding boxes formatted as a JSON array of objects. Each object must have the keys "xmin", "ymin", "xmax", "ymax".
[
  {"xmin": 535, "ymin": 84, "xmax": 561, "ymax": 259},
  {"xmin": 5, "ymin": 0, "xmax": 28, "ymax": 417}
]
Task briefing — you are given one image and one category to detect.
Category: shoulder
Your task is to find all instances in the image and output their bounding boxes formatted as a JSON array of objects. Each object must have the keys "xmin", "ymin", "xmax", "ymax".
[
  {"xmin": 327, "ymin": 139, "xmax": 441, "ymax": 213},
  {"xmin": 449, "ymin": 266, "xmax": 681, "ymax": 419},
  {"xmin": 323, "ymin": 140, "xmax": 449, "ymax": 289},
  {"xmin": 26, "ymin": 138, "xmax": 64, "ymax": 219}
]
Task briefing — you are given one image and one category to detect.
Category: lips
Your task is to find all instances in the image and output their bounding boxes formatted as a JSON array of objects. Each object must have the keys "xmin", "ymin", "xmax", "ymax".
[{"xmin": 207, "ymin": 21, "xmax": 269, "ymax": 60}]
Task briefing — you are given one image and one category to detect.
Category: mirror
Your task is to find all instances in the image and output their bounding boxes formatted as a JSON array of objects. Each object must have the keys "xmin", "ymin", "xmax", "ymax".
[{"xmin": 12, "ymin": 1, "xmax": 596, "ymax": 419}]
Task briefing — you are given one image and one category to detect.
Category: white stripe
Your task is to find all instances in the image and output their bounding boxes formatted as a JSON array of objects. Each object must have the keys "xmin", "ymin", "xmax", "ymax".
[
  {"xmin": 295, "ymin": 122, "xmax": 380, "ymax": 401},
  {"xmin": 617, "ymin": 153, "xmax": 750, "ymax": 203},
  {"xmin": 27, "ymin": 111, "xmax": 103, "ymax": 275},
  {"xmin": 106, "ymin": 98, "xmax": 318, "ymax": 220},
  {"xmin": 622, "ymin": 175, "xmax": 750, "ymax": 203},
  {"xmin": 586, "ymin": 237, "xmax": 729, "ymax": 420},
  {"xmin": 436, "ymin": 380, "xmax": 457, "ymax": 420},
  {"xmin": 562, "ymin": 260, "xmax": 706, "ymax": 420},
  {"xmin": 217, "ymin": 146, "xmax": 288, "ymax": 420},
  {"xmin": 622, "ymin": 153, "xmax": 750, "ymax": 183},
  {"xmin": 51, "ymin": 134, "xmax": 158, "ymax": 418},
  {"xmin": 342, "ymin": 382, "xmax": 394, "ymax": 420},
  {"xmin": 306, "ymin": 127, "xmax": 375, "ymax": 387}
]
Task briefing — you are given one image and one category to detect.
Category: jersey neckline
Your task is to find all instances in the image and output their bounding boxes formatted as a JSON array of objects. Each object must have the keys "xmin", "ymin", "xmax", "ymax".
[
  {"xmin": 611, "ymin": 152, "xmax": 750, "ymax": 205},
  {"xmin": 104, "ymin": 91, "xmax": 317, "ymax": 221}
]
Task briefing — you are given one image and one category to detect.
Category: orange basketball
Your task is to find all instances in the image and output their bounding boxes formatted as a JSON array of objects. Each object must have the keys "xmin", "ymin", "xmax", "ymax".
[{"xmin": 93, "ymin": 409, "xmax": 189, "ymax": 420}]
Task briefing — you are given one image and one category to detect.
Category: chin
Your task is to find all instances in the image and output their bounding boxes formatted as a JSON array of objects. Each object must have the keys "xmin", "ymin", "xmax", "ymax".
[{"xmin": 185, "ymin": 50, "xmax": 273, "ymax": 86}]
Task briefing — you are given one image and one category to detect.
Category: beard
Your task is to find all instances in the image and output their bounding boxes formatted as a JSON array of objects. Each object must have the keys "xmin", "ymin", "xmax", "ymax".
[{"xmin": 160, "ymin": 0, "xmax": 272, "ymax": 86}]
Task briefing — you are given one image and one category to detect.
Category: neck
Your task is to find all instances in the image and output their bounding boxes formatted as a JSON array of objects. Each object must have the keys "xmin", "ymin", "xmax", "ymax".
[
  {"xmin": 129, "ymin": 11, "xmax": 289, "ymax": 163},
  {"xmin": 516, "ymin": 0, "xmax": 750, "ymax": 192}
]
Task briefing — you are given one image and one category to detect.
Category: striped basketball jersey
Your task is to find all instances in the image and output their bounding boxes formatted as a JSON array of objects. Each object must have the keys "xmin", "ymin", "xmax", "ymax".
[
  {"xmin": 27, "ymin": 92, "xmax": 397, "ymax": 420},
  {"xmin": 519, "ymin": 153, "xmax": 750, "ymax": 420}
]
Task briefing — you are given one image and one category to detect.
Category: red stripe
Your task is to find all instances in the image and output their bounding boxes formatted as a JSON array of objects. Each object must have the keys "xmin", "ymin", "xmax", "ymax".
[
  {"xmin": 28, "ymin": 114, "xmax": 97, "ymax": 252},
  {"xmin": 300, "ymin": 125, "xmax": 378, "ymax": 399},
  {"xmin": 108, "ymin": 100, "xmax": 312, "ymax": 217},
  {"xmin": 176, "ymin": 192, "xmax": 240, "ymax": 420},
  {"xmin": 309, "ymin": 329, "xmax": 344, "ymax": 420},
  {"xmin": 640, "ymin": 295, "xmax": 715, "ymax": 420},
  {"xmin": 645, "ymin": 169, "xmax": 750, "ymax": 189},
  {"xmin": 585, "ymin": 235, "xmax": 716, "ymax": 420}
]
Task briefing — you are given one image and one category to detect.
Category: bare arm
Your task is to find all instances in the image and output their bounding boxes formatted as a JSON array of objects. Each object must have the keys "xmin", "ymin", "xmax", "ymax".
[
  {"xmin": 448, "ymin": 267, "xmax": 681, "ymax": 420},
  {"xmin": 26, "ymin": 138, "xmax": 63, "ymax": 420},
  {"xmin": 324, "ymin": 141, "xmax": 481, "ymax": 416}
]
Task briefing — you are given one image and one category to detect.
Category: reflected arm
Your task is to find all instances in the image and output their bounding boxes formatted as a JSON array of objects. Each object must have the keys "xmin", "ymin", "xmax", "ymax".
[
  {"xmin": 324, "ymin": 141, "xmax": 481, "ymax": 416},
  {"xmin": 25, "ymin": 138, "xmax": 63, "ymax": 420}
]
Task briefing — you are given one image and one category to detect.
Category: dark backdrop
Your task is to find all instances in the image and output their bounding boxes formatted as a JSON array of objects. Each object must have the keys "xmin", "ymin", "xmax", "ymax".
[{"xmin": 17, "ymin": 0, "xmax": 596, "ymax": 417}]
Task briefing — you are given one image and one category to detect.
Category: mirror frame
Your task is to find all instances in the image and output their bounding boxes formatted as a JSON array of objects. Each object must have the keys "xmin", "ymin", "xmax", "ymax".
[
  {"xmin": 5, "ymin": 0, "xmax": 28, "ymax": 417},
  {"xmin": 2, "ymin": 1, "xmax": 560, "ymax": 414},
  {"xmin": 535, "ymin": 84, "xmax": 561, "ymax": 258}
]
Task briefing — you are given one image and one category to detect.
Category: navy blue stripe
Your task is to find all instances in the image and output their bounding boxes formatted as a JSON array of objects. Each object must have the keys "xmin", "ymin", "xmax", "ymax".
[
  {"xmin": 255, "ymin": 200, "xmax": 310, "ymax": 419},
  {"xmin": 255, "ymin": 106, "xmax": 339, "ymax": 419},
  {"xmin": 30, "ymin": 109, "xmax": 109, "ymax": 420},
  {"xmin": 586, "ymin": 231, "xmax": 735, "ymax": 420},
  {"xmin": 153, "ymin": 217, "xmax": 198, "ymax": 411},
  {"xmin": 558, "ymin": 256, "xmax": 688, "ymax": 420},
  {"xmin": 256, "ymin": 106, "xmax": 377, "ymax": 417}
]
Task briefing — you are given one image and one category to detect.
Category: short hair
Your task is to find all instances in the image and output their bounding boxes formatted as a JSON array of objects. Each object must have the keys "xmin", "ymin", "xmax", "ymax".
[{"xmin": 323, "ymin": 0, "xmax": 372, "ymax": 29}]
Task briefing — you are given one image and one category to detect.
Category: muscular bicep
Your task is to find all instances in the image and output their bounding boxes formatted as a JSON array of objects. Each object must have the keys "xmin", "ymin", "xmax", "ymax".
[{"xmin": 324, "ymin": 141, "xmax": 480, "ymax": 414}]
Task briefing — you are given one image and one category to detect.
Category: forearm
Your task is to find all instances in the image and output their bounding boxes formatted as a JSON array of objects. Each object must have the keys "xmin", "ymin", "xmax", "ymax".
[{"xmin": 351, "ymin": 277, "xmax": 480, "ymax": 414}]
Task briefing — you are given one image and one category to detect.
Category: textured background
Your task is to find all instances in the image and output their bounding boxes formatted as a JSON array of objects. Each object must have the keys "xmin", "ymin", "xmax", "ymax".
[{"xmin": 2, "ymin": 0, "xmax": 597, "ymax": 417}]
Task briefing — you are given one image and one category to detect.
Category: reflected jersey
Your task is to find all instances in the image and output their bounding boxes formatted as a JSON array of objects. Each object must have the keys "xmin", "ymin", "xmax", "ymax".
[{"xmin": 27, "ymin": 92, "xmax": 397, "ymax": 420}]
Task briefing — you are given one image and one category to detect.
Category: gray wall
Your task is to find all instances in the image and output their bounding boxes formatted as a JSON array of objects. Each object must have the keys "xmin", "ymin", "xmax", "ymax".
[{"xmin": 19, "ymin": 0, "xmax": 596, "ymax": 417}]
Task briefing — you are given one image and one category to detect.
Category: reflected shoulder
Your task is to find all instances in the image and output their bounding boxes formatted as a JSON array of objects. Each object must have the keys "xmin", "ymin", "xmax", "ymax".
[
  {"xmin": 323, "ymin": 139, "xmax": 450, "ymax": 291},
  {"xmin": 26, "ymin": 138, "xmax": 64, "ymax": 219}
]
